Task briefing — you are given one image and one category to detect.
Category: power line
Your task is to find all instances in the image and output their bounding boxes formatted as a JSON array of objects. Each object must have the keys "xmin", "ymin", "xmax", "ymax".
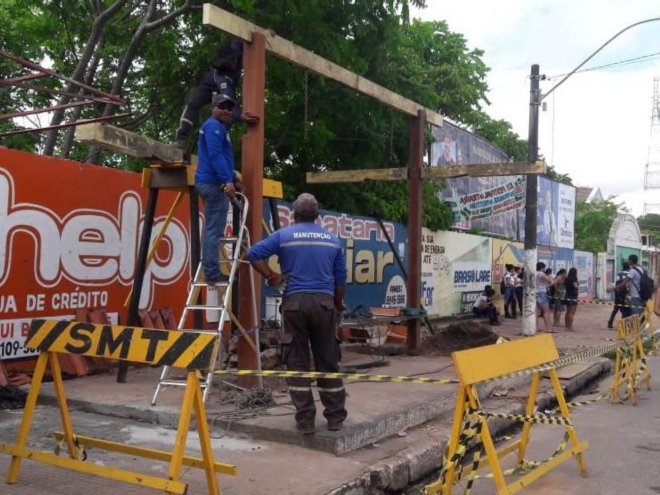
[{"xmin": 547, "ymin": 51, "xmax": 660, "ymax": 81}]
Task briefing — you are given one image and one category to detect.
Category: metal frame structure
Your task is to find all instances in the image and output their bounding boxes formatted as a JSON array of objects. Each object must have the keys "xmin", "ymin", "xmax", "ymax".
[{"xmin": 0, "ymin": 49, "xmax": 130, "ymax": 137}]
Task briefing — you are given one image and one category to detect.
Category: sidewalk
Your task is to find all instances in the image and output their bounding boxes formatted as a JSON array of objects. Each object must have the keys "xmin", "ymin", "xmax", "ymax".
[{"xmin": 0, "ymin": 301, "xmax": 642, "ymax": 494}]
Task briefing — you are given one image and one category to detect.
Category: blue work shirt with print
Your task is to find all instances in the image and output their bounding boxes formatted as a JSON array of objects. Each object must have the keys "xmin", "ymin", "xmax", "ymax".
[
  {"xmin": 246, "ymin": 222, "xmax": 347, "ymax": 297},
  {"xmin": 195, "ymin": 117, "xmax": 236, "ymax": 185}
]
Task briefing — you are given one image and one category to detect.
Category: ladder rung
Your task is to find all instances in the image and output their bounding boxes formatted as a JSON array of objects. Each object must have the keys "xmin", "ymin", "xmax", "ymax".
[
  {"xmin": 191, "ymin": 281, "xmax": 230, "ymax": 287},
  {"xmin": 185, "ymin": 304, "xmax": 227, "ymax": 311}
]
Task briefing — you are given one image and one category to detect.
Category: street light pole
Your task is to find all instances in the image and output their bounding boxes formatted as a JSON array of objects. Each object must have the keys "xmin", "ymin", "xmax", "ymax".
[
  {"xmin": 522, "ymin": 64, "xmax": 541, "ymax": 336},
  {"xmin": 520, "ymin": 17, "xmax": 660, "ymax": 336}
]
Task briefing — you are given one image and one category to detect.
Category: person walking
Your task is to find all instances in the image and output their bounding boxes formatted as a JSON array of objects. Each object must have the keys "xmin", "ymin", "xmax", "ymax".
[
  {"xmin": 564, "ymin": 267, "xmax": 579, "ymax": 331},
  {"xmin": 472, "ymin": 285, "xmax": 501, "ymax": 325},
  {"xmin": 536, "ymin": 262, "xmax": 556, "ymax": 333},
  {"xmin": 625, "ymin": 254, "xmax": 647, "ymax": 315},
  {"xmin": 195, "ymin": 93, "xmax": 241, "ymax": 284},
  {"xmin": 552, "ymin": 268, "xmax": 567, "ymax": 327},
  {"xmin": 503, "ymin": 264, "xmax": 517, "ymax": 318},
  {"xmin": 515, "ymin": 267, "xmax": 524, "ymax": 314},
  {"xmin": 246, "ymin": 193, "xmax": 347, "ymax": 435},
  {"xmin": 608, "ymin": 261, "xmax": 630, "ymax": 327}
]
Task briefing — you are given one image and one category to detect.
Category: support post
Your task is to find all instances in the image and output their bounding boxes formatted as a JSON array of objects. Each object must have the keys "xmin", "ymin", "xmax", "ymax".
[
  {"xmin": 118, "ymin": 187, "xmax": 158, "ymax": 382},
  {"xmin": 189, "ymin": 186, "xmax": 202, "ymax": 329},
  {"xmin": 522, "ymin": 64, "xmax": 541, "ymax": 336},
  {"xmin": 406, "ymin": 110, "xmax": 425, "ymax": 350},
  {"xmin": 238, "ymin": 32, "xmax": 266, "ymax": 384}
]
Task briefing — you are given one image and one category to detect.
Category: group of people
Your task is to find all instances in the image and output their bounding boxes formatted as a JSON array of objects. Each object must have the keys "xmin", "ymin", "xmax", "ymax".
[
  {"xmin": 607, "ymin": 254, "xmax": 649, "ymax": 327},
  {"xmin": 535, "ymin": 263, "xmax": 579, "ymax": 333},
  {"xmin": 192, "ymin": 41, "xmax": 347, "ymax": 435}
]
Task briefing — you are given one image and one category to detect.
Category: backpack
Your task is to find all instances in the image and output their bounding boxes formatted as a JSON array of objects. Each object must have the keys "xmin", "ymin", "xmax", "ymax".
[{"xmin": 633, "ymin": 266, "xmax": 655, "ymax": 302}]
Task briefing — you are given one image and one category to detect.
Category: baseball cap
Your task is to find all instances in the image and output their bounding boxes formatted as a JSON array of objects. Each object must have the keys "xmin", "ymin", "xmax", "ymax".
[{"xmin": 213, "ymin": 93, "xmax": 235, "ymax": 109}]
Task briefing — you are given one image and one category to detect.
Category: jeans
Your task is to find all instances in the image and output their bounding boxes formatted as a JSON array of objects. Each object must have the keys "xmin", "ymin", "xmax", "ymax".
[
  {"xmin": 195, "ymin": 182, "xmax": 229, "ymax": 283},
  {"xmin": 630, "ymin": 296, "xmax": 643, "ymax": 315}
]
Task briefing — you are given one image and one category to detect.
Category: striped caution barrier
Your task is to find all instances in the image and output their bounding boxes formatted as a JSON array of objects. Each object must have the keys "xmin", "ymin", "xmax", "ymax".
[{"xmin": 213, "ymin": 369, "xmax": 459, "ymax": 385}]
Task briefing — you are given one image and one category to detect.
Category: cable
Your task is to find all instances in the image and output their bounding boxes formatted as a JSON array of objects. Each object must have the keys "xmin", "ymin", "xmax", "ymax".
[{"xmin": 547, "ymin": 51, "xmax": 660, "ymax": 80}]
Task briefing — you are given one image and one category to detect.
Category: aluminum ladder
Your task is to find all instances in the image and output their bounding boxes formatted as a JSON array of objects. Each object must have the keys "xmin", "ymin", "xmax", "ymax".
[{"xmin": 151, "ymin": 192, "xmax": 262, "ymax": 404}]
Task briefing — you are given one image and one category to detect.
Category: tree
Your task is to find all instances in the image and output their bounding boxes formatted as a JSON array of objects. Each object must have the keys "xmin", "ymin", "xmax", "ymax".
[
  {"xmin": 574, "ymin": 200, "xmax": 620, "ymax": 253},
  {"xmin": 637, "ymin": 213, "xmax": 660, "ymax": 243}
]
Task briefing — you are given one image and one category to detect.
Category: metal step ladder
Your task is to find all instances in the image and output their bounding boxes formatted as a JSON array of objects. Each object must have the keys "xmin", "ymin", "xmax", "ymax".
[{"xmin": 151, "ymin": 193, "xmax": 262, "ymax": 405}]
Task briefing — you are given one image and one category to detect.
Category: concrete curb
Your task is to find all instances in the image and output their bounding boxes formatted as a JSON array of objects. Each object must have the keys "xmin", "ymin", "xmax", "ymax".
[{"xmin": 325, "ymin": 358, "xmax": 612, "ymax": 495}]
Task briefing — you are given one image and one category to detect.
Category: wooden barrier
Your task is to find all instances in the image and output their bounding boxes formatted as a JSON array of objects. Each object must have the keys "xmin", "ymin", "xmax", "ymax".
[
  {"xmin": 0, "ymin": 319, "xmax": 235, "ymax": 495},
  {"xmin": 424, "ymin": 334, "xmax": 588, "ymax": 495}
]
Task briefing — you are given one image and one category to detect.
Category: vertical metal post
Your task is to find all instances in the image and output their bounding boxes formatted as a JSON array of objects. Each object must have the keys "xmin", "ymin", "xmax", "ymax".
[
  {"xmin": 189, "ymin": 185, "xmax": 202, "ymax": 329},
  {"xmin": 522, "ymin": 64, "xmax": 541, "ymax": 336},
  {"xmin": 407, "ymin": 110, "xmax": 425, "ymax": 350},
  {"xmin": 237, "ymin": 32, "xmax": 266, "ymax": 384},
  {"xmin": 118, "ymin": 187, "xmax": 158, "ymax": 382}
]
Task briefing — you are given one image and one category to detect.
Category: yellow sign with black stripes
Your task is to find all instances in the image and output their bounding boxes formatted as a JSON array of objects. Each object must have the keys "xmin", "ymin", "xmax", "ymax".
[{"xmin": 26, "ymin": 319, "xmax": 217, "ymax": 370}]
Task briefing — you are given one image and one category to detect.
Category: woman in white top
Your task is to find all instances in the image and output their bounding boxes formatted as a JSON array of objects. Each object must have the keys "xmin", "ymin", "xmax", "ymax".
[{"xmin": 536, "ymin": 261, "xmax": 556, "ymax": 333}]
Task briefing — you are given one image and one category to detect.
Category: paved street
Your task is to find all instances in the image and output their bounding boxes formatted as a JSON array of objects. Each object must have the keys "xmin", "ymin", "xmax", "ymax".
[{"xmin": 452, "ymin": 356, "xmax": 660, "ymax": 495}]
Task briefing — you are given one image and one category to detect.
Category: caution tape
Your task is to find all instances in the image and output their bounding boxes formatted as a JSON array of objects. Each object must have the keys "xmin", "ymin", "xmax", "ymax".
[
  {"xmin": 548, "ymin": 295, "xmax": 646, "ymax": 310},
  {"xmin": 212, "ymin": 369, "xmax": 459, "ymax": 384},
  {"xmin": 480, "ymin": 340, "xmax": 625, "ymax": 384},
  {"xmin": 216, "ymin": 341, "xmax": 627, "ymax": 387},
  {"xmin": 479, "ymin": 410, "xmax": 573, "ymax": 426}
]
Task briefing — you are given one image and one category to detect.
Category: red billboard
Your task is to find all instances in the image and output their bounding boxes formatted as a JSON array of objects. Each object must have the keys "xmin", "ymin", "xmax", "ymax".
[{"xmin": 0, "ymin": 147, "xmax": 191, "ymax": 360}]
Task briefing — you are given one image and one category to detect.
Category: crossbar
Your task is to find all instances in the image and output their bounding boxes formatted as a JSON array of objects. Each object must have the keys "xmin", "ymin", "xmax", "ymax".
[
  {"xmin": 202, "ymin": 4, "xmax": 443, "ymax": 127},
  {"xmin": 452, "ymin": 334, "xmax": 558, "ymax": 385}
]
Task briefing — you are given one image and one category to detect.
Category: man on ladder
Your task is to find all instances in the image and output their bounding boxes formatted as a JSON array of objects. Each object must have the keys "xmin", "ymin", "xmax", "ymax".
[
  {"xmin": 195, "ymin": 92, "xmax": 241, "ymax": 285},
  {"xmin": 246, "ymin": 193, "xmax": 348, "ymax": 435}
]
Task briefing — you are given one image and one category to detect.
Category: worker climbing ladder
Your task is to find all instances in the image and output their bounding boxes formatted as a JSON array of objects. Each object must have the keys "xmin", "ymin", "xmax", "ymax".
[{"xmin": 152, "ymin": 192, "xmax": 262, "ymax": 405}]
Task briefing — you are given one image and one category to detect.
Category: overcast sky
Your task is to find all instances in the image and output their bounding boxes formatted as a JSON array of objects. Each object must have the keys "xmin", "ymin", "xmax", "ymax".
[{"xmin": 413, "ymin": 1, "xmax": 660, "ymax": 216}]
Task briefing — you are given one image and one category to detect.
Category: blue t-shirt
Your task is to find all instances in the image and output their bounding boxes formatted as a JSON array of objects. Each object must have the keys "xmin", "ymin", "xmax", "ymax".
[
  {"xmin": 246, "ymin": 222, "xmax": 347, "ymax": 296},
  {"xmin": 195, "ymin": 117, "xmax": 235, "ymax": 185}
]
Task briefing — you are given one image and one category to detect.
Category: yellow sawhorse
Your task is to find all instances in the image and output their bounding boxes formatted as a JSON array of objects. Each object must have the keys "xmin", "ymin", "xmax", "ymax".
[
  {"xmin": 0, "ymin": 319, "xmax": 236, "ymax": 494},
  {"xmin": 424, "ymin": 334, "xmax": 588, "ymax": 495},
  {"xmin": 610, "ymin": 312, "xmax": 652, "ymax": 405}
]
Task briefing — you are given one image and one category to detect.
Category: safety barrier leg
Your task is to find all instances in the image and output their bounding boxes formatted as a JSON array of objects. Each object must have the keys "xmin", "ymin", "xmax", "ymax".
[{"xmin": 7, "ymin": 352, "xmax": 49, "ymax": 483}]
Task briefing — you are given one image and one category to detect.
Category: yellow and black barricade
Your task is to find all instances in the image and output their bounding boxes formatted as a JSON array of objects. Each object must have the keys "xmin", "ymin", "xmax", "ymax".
[
  {"xmin": 424, "ymin": 334, "xmax": 588, "ymax": 495},
  {"xmin": 609, "ymin": 309, "xmax": 652, "ymax": 405},
  {"xmin": 0, "ymin": 319, "xmax": 236, "ymax": 495}
]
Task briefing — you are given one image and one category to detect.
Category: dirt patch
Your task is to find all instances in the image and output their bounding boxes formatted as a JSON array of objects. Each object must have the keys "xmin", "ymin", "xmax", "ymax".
[{"xmin": 420, "ymin": 320, "xmax": 500, "ymax": 356}]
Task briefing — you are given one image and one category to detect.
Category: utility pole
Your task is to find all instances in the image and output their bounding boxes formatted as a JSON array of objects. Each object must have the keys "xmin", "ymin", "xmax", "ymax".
[{"xmin": 522, "ymin": 64, "xmax": 541, "ymax": 336}]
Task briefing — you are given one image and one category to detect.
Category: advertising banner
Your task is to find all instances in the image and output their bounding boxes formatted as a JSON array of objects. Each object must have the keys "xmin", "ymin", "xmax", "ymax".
[
  {"xmin": 430, "ymin": 121, "xmax": 523, "ymax": 239},
  {"xmin": 538, "ymin": 245, "xmax": 574, "ymax": 274},
  {"xmin": 0, "ymin": 148, "xmax": 191, "ymax": 360},
  {"xmin": 573, "ymin": 250, "xmax": 595, "ymax": 301},
  {"xmin": 492, "ymin": 239, "xmax": 525, "ymax": 290},
  {"xmin": 262, "ymin": 202, "xmax": 407, "ymax": 312},
  {"xmin": 537, "ymin": 177, "xmax": 575, "ymax": 249},
  {"xmin": 421, "ymin": 229, "xmax": 491, "ymax": 316}
]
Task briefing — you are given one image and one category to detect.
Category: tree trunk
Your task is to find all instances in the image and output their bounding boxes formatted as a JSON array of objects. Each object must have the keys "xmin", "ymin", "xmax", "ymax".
[
  {"xmin": 43, "ymin": 0, "xmax": 127, "ymax": 156},
  {"xmin": 60, "ymin": 34, "xmax": 105, "ymax": 158},
  {"xmin": 86, "ymin": 0, "xmax": 193, "ymax": 164}
]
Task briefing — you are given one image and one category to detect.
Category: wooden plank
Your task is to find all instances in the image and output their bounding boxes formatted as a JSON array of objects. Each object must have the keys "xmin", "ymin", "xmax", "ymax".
[
  {"xmin": 423, "ymin": 160, "xmax": 546, "ymax": 179},
  {"xmin": 305, "ymin": 161, "xmax": 546, "ymax": 184},
  {"xmin": 76, "ymin": 123, "xmax": 184, "ymax": 163},
  {"xmin": 202, "ymin": 4, "xmax": 444, "ymax": 127},
  {"xmin": 306, "ymin": 167, "xmax": 408, "ymax": 184}
]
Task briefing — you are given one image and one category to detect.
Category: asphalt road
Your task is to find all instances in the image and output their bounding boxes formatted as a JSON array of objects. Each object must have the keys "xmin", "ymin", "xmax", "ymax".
[{"xmin": 447, "ymin": 356, "xmax": 660, "ymax": 495}]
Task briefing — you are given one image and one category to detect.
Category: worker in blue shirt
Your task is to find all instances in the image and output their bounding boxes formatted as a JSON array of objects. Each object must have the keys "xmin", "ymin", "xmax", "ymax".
[
  {"xmin": 195, "ymin": 93, "xmax": 239, "ymax": 284},
  {"xmin": 246, "ymin": 193, "xmax": 348, "ymax": 435}
]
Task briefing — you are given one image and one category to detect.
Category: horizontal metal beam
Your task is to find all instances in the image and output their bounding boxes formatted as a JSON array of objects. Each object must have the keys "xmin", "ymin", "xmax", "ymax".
[
  {"xmin": 202, "ymin": 4, "xmax": 443, "ymax": 127},
  {"xmin": 305, "ymin": 161, "xmax": 546, "ymax": 184}
]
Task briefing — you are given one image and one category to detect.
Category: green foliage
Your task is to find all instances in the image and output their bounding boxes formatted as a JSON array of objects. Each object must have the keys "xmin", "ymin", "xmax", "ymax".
[
  {"xmin": 0, "ymin": 0, "xmax": 529, "ymax": 231},
  {"xmin": 545, "ymin": 165, "xmax": 573, "ymax": 185},
  {"xmin": 574, "ymin": 200, "xmax": 620, "ymax": 253},
  {"xmin": 637, "ymin": 213, "xmax": 660, "ymax": 243}
]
